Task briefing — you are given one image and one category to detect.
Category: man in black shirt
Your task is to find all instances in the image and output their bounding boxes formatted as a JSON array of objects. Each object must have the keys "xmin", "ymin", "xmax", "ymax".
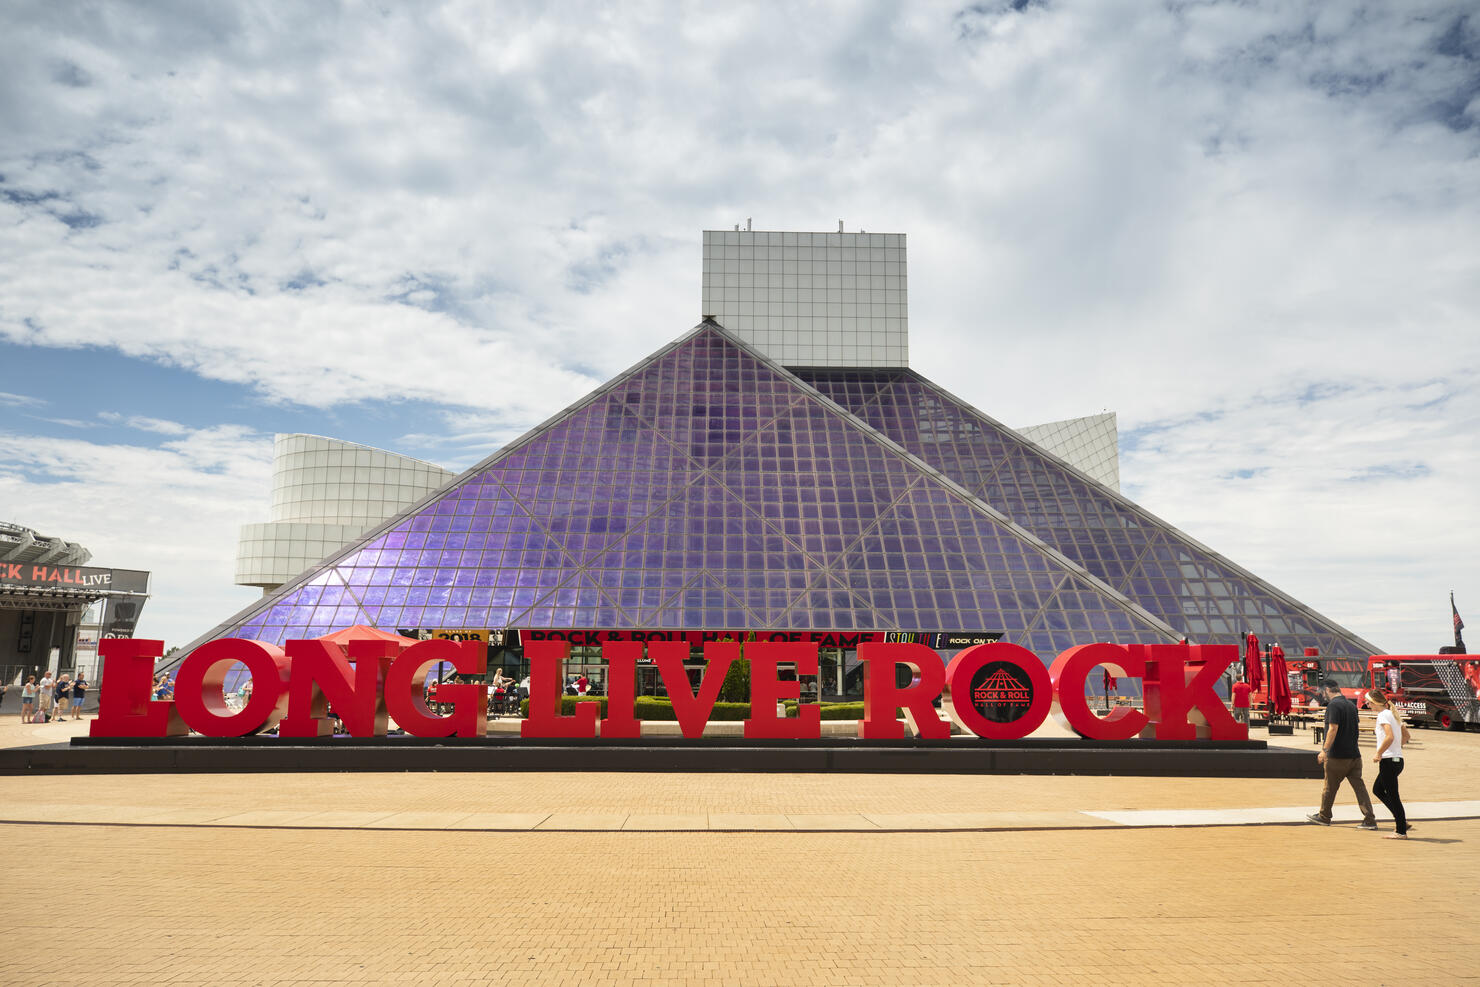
[{"xmin": 1307, "ymin": 679, "xmax": 1377, "ymax": 828}]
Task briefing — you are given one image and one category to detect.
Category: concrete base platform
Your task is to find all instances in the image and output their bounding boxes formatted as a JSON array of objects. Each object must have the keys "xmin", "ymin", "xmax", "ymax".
[{"xmin": 0, "ymin": 736, "xmax": 1322, "ymax": 778}]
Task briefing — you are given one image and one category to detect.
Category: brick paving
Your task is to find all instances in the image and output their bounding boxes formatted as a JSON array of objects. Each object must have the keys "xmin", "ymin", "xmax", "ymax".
[{"xmin": 2, "ymin": 715, "xmax": 1478, "ymax": 984}]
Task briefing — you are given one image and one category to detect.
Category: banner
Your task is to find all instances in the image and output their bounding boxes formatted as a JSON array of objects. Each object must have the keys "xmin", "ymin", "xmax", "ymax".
[
  {"xmin": 101, "ymin": 596, "xmax": 145, "ymax": 639},
  {"xmin": 524, "ymin": 628, "xmax": 1003, "ymax": 650},
  {"xmin": 0, "ymin": 563, "xmax": 148, "ymax": 594},
  {"xmin": 0, "ymin": 563, "xmax": 117, "ymax": 590}
]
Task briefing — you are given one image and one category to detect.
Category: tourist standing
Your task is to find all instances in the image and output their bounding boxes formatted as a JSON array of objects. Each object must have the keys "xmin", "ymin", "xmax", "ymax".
[
  {"xmin": 20, "ymin": 676, "xmax": 37, "ymax": 721},
  {"xmin": 71, "ymin": 672, "xmax": 88, "ymax": 720},
  {"xmin": 53, "ymin": 674, "xmax": 72, "ymax": 720},
  {"xmin": 1308, "ymin": 679, "xmax": 1378, "ymax": 829},
  {"xmin": 1231, "ymin": 677, "xmax": 1252, "ymax": 725},
  {"xmin": 1368, "ymin": 688, "xmax": 1411, "ymax": 839},
  {"xmin": 39, "ymin": 670, "xmax": 55, "ymax": 719}
]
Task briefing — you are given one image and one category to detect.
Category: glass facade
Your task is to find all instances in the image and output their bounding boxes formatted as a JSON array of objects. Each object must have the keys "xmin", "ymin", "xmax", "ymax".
[
  {"xmin": 797, "ymin": 368, "xmax": 1379, "ymax": 658},
  {"xmin": 186, "ymin": 320, "xmax": 1375, "ymax": 672},
  {"xmin": 204, "ymin": 324, "xmax": 1178, "ymax": 657}
]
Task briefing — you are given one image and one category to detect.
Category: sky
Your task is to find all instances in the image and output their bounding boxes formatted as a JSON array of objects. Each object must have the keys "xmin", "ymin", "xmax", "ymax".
[{"xmin": 2, "ymin": 0, "xmax": 1477, "ymax": 655}]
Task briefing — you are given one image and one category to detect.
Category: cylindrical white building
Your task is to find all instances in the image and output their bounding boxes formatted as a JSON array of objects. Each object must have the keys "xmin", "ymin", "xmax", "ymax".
[{"xmin": 235, "ymin": 434, "xmax": 453, "ymax": 593}]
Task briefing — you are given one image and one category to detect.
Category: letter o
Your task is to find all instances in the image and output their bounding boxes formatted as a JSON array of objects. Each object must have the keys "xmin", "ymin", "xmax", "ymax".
[
  {"xmin": 174, "ymin": 639, "xmax": 290, "ymax": 737},
  {"xmin": 944, "ymin": 642, "xmax": 1052, "ymax": 739}
]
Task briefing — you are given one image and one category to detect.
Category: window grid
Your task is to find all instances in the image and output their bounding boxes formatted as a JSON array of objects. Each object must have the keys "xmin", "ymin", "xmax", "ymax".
[
  {"xmin": 224, "ymin": 328, "xmax": 1171, "ymax": 654},
  {"xmin": 799, "ymin": 368, "xmax": 1376, "ymax": 658}
]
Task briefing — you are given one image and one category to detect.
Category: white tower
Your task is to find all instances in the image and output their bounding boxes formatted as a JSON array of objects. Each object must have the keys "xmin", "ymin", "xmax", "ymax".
[{"xmin": 701, "ymin": 228, "xmax": 908, "ymax": 367}]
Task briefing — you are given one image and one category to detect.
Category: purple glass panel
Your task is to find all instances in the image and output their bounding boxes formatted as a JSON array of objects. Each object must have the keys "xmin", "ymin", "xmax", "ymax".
[
  {"xmin": 193, "ymin": 326, "xmax": 1184, "ymax": 656},
  {"xmin": 801, "ymin": 368, "xmax": 1377, "ymax": 658}
]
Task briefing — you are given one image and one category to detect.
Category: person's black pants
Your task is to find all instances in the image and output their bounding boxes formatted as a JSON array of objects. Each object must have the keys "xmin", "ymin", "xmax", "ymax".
[{"xmin": 1373, "ymin": 757, "xmax": 1407, "ymax": 835}]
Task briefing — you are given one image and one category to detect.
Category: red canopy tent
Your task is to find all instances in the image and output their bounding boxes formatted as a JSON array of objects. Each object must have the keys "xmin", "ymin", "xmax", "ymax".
[
  {"xmin": 215, "ymin": 626, "xmax": 422, "ymax": 706},
  {"xmin": 1267, "ymin": 643, "xmax": 1292, "ymax": 715},
  {"xmin": 1244, "ymin": 632, "xmax": 1264, "ymax": 693},
  {"xmin": 314, "ymin": 624, "xmax": 420, "ymax": 656}
]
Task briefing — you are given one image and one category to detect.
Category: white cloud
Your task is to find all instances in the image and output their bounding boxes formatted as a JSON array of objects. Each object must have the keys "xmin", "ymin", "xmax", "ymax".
[
  {"xmin": 1122, "ymin": 376, "xmax": 1480, "ymax": 653},
  {"xmin": 0, "ymin": 421, "xmax": 271, "ymax": 650},
  {"xmin": 98, "ymin": 412, "xmax": 189, "ymax": 435},
  {"xmin": 1, "ymin": 0, "xmax": 1476, "ymax": 651}
]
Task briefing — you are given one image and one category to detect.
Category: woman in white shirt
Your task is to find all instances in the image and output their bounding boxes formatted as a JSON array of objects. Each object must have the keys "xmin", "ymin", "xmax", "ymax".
[
  {"xmin": 20, "ymin": 676, "xmax": 37, "ymax": 722},
  {"xmin": 1368, "ymin": 688, "xmax": 1411, "ymax": 839}
]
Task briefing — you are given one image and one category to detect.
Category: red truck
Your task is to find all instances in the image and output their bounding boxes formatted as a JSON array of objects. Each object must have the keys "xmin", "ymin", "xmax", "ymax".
[
  {"xmin": 1367, "ymin": 655, "xmax": 1480, "ymax": 731},
  {"xmin": 1255, "ymin": 655, "xmax": 1368, "ymax": 709}
]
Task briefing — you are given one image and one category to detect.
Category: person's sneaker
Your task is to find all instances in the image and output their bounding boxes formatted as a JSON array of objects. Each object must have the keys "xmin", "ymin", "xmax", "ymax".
[
  {"xmin": 1306, "ymin": 813, "xmax": 1330, "ymax": 825},
  {"xmin": 1358, "ymin": 820, "xmax": 1379, "ymax": 830}
]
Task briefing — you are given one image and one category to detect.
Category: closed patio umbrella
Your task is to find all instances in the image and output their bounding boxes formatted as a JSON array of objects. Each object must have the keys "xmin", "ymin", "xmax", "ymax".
[
  {"xmin": 1244, "ymin": 631, "xmax": 1264, "ymax": 694},
  {"xmin": 1268, "ymin": 644, "xmax": 1292, "ymax": 715}
]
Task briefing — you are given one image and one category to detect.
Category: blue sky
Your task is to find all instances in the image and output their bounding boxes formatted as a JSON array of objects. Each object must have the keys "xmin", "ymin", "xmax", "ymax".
[{"xmin": 2, "ymin": 0, "xmax": 1477, "ymax": 652}]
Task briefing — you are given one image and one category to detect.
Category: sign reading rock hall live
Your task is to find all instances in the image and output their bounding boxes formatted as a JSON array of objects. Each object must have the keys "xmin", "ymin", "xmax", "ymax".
[{"xmin": 91, "ymin": 637, "xmax": 1251, "ymax": 742}]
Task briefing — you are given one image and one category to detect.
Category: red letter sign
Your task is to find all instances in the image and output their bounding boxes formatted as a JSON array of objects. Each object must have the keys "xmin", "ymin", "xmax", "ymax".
[
  {"xmin": 1048, "ymin": 643, "xmax": 1148, "ymax": 740},
  {"xmin": 599, "ymin": 641, "xmax": 642, "ymax": 739},
  {"xmin": 655, "ymin": 641, "xmax": 734, "ymax": 739},
  {"xmin": 943, "ymin": 642, "xmax": 1052, "ymax": 740},
  {"xmin": 856, "ymin": 643, "xmax": 950, "ymax": 739},
  {"xmin": 1137, "ymin": 643, "xmax": 1245, "ymax": 740},
  {"xmin": 521, "ymin": 639, "xmax": 598, "ymax": 738},
  {"xmin": 90, "ymin": 638, "xmax": 187, "ymax": 738},
  {"xmin": 279, "ymin": 638, "xmax": 394, "ymax": 738},
  {"xmin": 173, "ymin": 639, "xmax": 290, "ymax": 737},
  {"xmin": 385, "ymin": 639, "xmax": 487, "ymax": 737},
  {"xmin": 744, "ymin": 641, "xmax": 822, "ymax": 740}
]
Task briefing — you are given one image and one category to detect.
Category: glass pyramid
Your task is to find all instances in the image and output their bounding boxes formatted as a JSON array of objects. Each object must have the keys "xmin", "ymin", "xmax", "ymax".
[
  {"xmin": 195, "ymin": 323, "xmax": 1180, "ymax": 657},
  {"xmin": 797, "ymin": 368, "xmax": 1379, "ymax": 658}
]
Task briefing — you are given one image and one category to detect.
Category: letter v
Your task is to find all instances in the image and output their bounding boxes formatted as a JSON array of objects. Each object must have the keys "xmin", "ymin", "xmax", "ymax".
[{"xmin": 651, "ymin": 641, "xmax": 734, "ymax": 739}]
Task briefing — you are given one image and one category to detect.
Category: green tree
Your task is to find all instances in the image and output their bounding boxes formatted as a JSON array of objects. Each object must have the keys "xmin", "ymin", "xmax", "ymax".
[{"xmin": 719, "ymin": 657, "xmax": 750, "ymax": 703}]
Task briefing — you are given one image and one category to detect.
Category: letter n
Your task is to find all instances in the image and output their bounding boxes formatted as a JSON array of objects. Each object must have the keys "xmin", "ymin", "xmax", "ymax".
[{"xmin": 279, "ymin": 639, "xmax": 393, "ymax": 737}]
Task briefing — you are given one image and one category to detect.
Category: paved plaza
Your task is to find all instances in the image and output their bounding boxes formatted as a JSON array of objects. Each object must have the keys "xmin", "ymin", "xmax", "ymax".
[{"xmin": 2, "ymin": 716, "xmax": 1477, "ymax": 985}]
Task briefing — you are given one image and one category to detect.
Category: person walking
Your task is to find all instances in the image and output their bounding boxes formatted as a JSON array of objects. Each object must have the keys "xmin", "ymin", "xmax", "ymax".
[
  {"xmin": 1367, "ymin": 687, "xmax": 1412, "ymax": 839},
  {"xmin": 1308, "ymin": 679, "xmax": 1378, "ymax": 829},
  {"xmin": 20, "ymin": 676, "xmax": 37, "ymax": 722},
  {"xmin": 1231, "ymin": 676, "xmax": 1252, "ymax": 725}
]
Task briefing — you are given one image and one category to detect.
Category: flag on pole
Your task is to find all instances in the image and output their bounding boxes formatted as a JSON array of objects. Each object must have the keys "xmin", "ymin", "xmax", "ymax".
[{"xmin": 1454, "ymin": 592, "xmax": 1467, "ymax": 653}]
